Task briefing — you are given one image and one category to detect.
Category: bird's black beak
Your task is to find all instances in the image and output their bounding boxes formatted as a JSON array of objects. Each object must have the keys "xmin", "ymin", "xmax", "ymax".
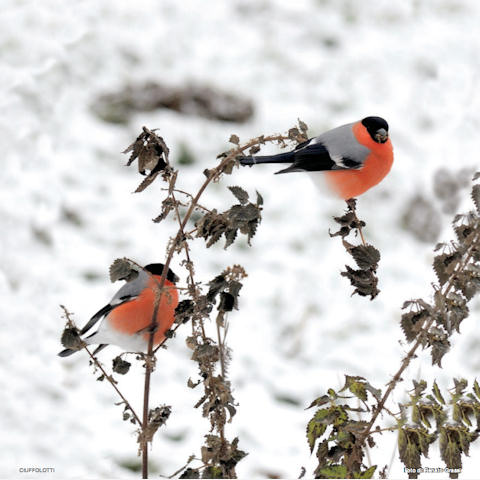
[{"xmin": 375, "ymin": 128, "xmax": 388, "ymax": 143}]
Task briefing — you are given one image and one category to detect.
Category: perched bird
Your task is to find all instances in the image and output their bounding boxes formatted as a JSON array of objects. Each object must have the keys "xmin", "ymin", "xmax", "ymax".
[
  {"xmin": 239, "ymin": 116, "xmax": 393, "ymax": 199},
  {"xmin": 58, "ymin": 263, "xmax": 179, "ymax": 356}
]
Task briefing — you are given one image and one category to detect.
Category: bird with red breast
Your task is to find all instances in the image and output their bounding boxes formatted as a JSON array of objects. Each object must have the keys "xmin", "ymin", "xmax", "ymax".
[
  {"xmin": 58, "ymin": 263, "xmax": 179, "ymax": 356},
  {"xmin": 239, "ymin": 116, "xmax": 393, "ymax": 199}
]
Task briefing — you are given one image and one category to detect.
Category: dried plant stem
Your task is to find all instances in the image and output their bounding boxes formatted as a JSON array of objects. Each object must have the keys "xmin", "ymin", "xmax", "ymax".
[
  {"xmin": 216, "ymin": 311, "xmax": 227, "ymax": 379},
  {"xmin": 140, "ymin": 133, "xmax": 289, "ymax": 478},
  {"xmin": 86, "ymin": 347, "xmax": 142, "ymax": 427},
  {"xmin": 358, "ymin": 229, "xmax": 480, "ymax": 445},
  {"xmin": 347, "ymin": 198, "xmax": 366, "ymax": 245},
  {"xmin": 358, "ymin": 226, "xmax": 366, "ymax": 246}
]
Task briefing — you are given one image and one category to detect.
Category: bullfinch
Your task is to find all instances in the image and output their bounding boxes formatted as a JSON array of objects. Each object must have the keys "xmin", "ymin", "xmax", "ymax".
[
  {"xmin": 58, "ymin": 263, "xmax": 179, "ymax": 356},
  {"xmin": 240, "ymin": 116, "xmax": 393, "ymax": 199}
]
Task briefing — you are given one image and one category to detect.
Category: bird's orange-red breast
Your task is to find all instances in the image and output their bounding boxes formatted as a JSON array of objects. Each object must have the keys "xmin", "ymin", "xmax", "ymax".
[
  {"xmin": 324, "ymin": 120, "xmax": 394, "ymax": 199},
  {"xmin": 239, "ymin": 116, "xmax": 393, "ymax": 199},
  {"xmin": 58, "ymin": 263, "xmax": 179, "ymax": 356},
  {"xmin": 107, "ymin": 274, "xmax": 178, "ymax": 346}
]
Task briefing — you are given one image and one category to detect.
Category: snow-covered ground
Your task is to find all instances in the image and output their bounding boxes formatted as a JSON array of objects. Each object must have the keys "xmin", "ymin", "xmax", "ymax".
[{"xmin": 2, "ymin": 0, "xmax": 480, "ymax": 478}]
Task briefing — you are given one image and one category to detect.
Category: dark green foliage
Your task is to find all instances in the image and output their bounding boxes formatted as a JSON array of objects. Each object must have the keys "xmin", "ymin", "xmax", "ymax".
[
  {"xmin": 398, "ymin": 380, "xmax": 480, "ymax": 479},
  {"xmin": 306, "ymin": 385, "xmax": 380, "ymax": 478}
]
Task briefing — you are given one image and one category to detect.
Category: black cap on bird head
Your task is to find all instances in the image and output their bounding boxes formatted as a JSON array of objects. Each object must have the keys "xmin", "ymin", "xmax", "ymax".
[
  {"xmin": 144, "ymin": 263, "xmax": 179, "ymax": 283},
  {"xmin": 361, "ymin": 116, "xmax": 389, "ymax": 144}
]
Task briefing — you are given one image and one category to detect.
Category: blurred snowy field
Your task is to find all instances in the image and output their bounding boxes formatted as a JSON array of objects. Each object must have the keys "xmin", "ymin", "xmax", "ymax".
[{"xmin": 2, "ymin": 0, "xmax": 480, "ymax": 478}]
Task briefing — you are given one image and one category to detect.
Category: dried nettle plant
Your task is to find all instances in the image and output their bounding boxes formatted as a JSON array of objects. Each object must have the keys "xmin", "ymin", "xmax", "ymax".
[
  {"xmin": 306, "ymin": 173, "xmax": 480, "ymax": 479},
  {"xmin": 60, "ymin": 123, "xmax": 310, "ymax": 479}
]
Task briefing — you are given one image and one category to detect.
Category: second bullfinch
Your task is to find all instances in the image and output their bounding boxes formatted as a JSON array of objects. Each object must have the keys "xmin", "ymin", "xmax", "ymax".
[
  {"xmin": 58, "ymin": 263, "xmax": 179, "ymax": 356},
  {"xmin": 240, "ymin": 116, "xmax": 393, "ymax": 199}
]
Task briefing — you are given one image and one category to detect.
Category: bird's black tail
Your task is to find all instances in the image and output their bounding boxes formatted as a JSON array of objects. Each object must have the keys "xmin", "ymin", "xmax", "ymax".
[
  {"xmin": 239, "ymin": 151, "xmax": 294, "ymax": 167},
  {"xmin": 58, "ymin": 343, "xmax": 107, "ymax": 357},
  {"xmin": 58, "ymin": 348, "xmax": 76, "ymax": 357}
]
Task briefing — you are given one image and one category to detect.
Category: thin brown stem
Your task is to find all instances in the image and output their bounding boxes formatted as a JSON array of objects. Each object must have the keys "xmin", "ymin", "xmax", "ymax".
[
  {"xmin": 215, "ymin": 312, "xmax": 227, "ymax": 379},
  {"xmin": 358, "ymin": 226, "xmax": 366, "ymax": 246},
  {"xmin": 86, "ymin": 348, "xmax": 142, "ymax": 426}
]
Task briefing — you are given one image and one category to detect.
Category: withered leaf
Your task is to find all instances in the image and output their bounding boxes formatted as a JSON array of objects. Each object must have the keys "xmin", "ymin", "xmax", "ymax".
[
  {"xmin": 187, "ymin": 377, "xmax": 201, "ymax": 389},
  {"xmin": 60, "ymin": 327, "xmax": 84, "ymax": 351},
  {"xmin": 430, "ymin": 336, "xmax": 450, "ymax": 367},
  {"xmin": 191, "ymin": 343, "xmax": 220, "ymax": 363},
  {"xmin": 134, "ymin": 169, "xmax": 161, "ymax": 193},
  {"xmin": 112, "ymin": 356, "xmax": 131, "ymax": 375},
  {"xmin": 330, "ymin": 211, "xmax": 365, "ymax": 239},
  {"xmin": 433, "ymin": 251, "xmax": 462, "ymax": 286},
  {"xmin": 298, "ymin": 118, "xmax": 309, "ymax": 134},
  {"xmin": 343, "ymin": 242, "xmax": 380, "ymax": 270},
  {"xmin": 224, "ymin": 227, "xmax": 238, "ymax": 249},
  {"xmin": 175, "ymin": 300, "xmax": 195, "ymax": 324},
  {"xmin": 109, "ymin": 258, "xmax": 139, "ymax": 283},
  {"xmin": 228, "ymin": 185, "xmax": 249, "ymax": 205},
  {"xmin": 153, "ymin": 197, "xmax": 175, "ymax": 223},
  {"xmin": 472, "ymin": 184, "xmax": 480, "ymax": 214},
  {"xmin": 207, "ymin": 275, "xmax": 228, "ymax": 302},
  {"xmin": 225, "ymin": 402, "xmax": 237, "ymax": 420},
  {"xmin": 222, "ymin": 158, "xmax": 236, "ymax": 175},
  {"xmin": 288, "ymin": 127, "xmax": 300, "ymax": 139},
  {"xmin": 218, "ymin": 292, "xmax": 235, "ymax": 312},
  {"xmin": 180, "ymin": 468, "xmax": 200, "ymax": 479},
  {"xmin": 401, "ymin": 309, "xmax": 430, "ymax": 343},
  {"xmin": 195, "ymin": 193, "xmax": 262, "ymax": 249},
  {"xmin": 228, "ymin": 203, "xmax": 260, "ymax": 223},
  {"xmin": 227, "ymin": 279, "xmax": 243, "ymax": 309},
  {"xmin": 434, "ymin": 242, "xmax": 448, "ymax": 252},
  {"xmin": 454, "ymin": 223, "xmax": 474, "ymax": 244},
  {"xmin": 341, "ymin": 265, "xmax": 379, "ymax": 299},
  {"xmin": 195, "ymin": 295, "xmax": 213, "ymax": 316},
  {"xmin": 229, "ymin": 134, "xmax": 240, "ymax": 145},
  {"xmin": 256, "ymin": 190, "xmax": 264, "ymax": 206},
  {"xmin": 143, "ymin": 405, "xmax": 171, "ymax": 443},
  {"xmin": 342, "ymin": 420, "xmax": 370, "ymax": 435},
  {"xmin": 195, "ymin": 209, "xmax": 228, "ymax": 248},
  {"xmin": 248, "ymin": 145, "xmax": 260, "ymax": 155},
  {"xmin": 123, "ymin": 127, "xmax": 170, "ymax": 192}
]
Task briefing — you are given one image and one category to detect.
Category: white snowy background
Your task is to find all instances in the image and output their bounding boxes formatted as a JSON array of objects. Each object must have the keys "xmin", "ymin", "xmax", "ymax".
[{"xmin": 2, "ymin": 0, "xmax": 480, "ymax": 478}]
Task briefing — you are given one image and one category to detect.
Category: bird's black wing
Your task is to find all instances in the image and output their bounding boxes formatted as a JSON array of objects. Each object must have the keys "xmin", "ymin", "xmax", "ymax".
[
  {"xmin": 275, "ymin": 142, "xmax": 335, "ymax": 174},
  {"xmin": 79, "ymin": 304, "xmax": 113, "ymax": 335},
  {"xmin": 79, "ymin": 296, "xmax": 135, "ymax": 335},
  {"xmin": 275, "ymin": 141, "xmax": 361, "ymax": 174}
]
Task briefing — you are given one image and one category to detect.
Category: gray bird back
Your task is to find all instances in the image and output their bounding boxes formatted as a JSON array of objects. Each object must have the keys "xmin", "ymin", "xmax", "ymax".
[
  {"xmin": 110, "ymin": 270, "xmax": 150, "ymax": 304},
  {"xmin": 313, "ymin": 122, "xmax": 370, "ymax": 167}
]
